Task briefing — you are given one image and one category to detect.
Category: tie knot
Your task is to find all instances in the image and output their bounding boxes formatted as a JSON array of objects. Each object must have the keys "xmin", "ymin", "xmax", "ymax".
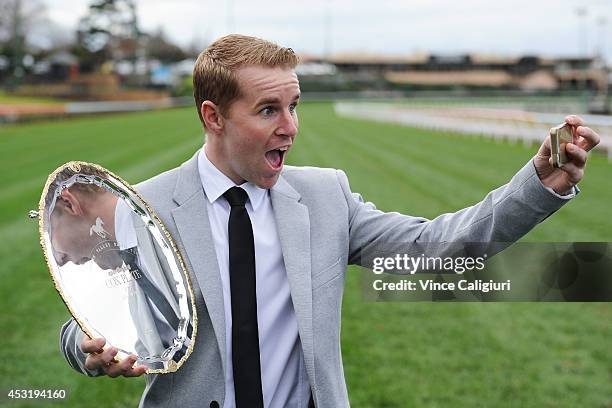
[{"xmin": 223, "ymin": 186, "xmax": 249, "ymax": 207}]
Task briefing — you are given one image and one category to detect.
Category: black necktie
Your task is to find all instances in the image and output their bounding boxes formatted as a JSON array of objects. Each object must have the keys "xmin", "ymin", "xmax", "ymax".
[{"xmin": 223, "ymin": 187, "xmax": 264, "ymax": 408}]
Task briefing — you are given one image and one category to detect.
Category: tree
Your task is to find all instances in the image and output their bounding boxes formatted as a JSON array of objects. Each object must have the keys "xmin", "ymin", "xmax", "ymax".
[
  {"xmin": 144, "ymin": 27, "xmax": 187, "ymax": 63},
  {"xmin": 0, "ymin": 0, "xmax": 47, "ymax": 86},
  {"xmin": 76, "ymin": 0, "xmax": 140, "ymax": 72}
]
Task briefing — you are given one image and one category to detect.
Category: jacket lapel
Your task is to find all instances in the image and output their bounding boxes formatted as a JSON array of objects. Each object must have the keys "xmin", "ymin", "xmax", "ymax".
[
  {"xmin": 171, "ymin": 153, "xmax": 227, "ymax": 377},
  {"xmin": 271, "ymin": 174, "xmax": 316, "ymax": 391}
]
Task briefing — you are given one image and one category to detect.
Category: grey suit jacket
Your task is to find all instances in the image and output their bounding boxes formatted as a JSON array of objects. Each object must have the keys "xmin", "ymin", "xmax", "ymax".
[{"xmin": 60, "ymin": 150, "xmax": 573, "ymax": 407}]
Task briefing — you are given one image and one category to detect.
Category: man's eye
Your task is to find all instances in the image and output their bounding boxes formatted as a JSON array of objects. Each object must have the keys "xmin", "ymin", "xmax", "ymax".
[
  {"xmin": 289, "ymin": 104, "xmax": 297, "ymax": 113},
  {"xmin": 261, "ymin": 106, "xmax": 275, "ymax": 115}
]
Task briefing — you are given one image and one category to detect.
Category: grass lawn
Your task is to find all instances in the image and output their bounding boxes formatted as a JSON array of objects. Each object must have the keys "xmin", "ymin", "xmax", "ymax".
[{"xmin": 0, "ymin": 103, "xmax": 610, "ymax": 407}]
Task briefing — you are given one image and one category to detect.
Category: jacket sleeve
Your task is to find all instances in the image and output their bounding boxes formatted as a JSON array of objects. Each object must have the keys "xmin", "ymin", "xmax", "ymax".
[
  {"xmin": 340, "ymin": 158, "xmax": 577, "ymax": 266},
  {"xmin": 59, "ymin": 318, "xmax": 104, "ymax": 377}
]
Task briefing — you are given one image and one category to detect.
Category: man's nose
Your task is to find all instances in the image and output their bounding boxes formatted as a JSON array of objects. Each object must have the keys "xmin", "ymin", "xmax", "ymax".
[{"xmin": 276, "ymin": 109, "xmax": 298, "ymax": 137}]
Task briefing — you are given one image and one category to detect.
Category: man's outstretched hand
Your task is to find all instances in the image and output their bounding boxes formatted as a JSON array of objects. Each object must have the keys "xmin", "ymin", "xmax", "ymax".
[
  {"xmin": 534, "ymin": 115, "xmax": 600, "ymax": 195},
  {"xmin": 81, "ymin": 337, "xmax": 147, "ymax": 378}
]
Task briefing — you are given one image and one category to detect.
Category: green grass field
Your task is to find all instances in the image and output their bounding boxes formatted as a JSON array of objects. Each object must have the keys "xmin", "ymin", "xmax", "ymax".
[{"xmin": 0, "ymin": 103, "xmax": 610, "ymax": 407}]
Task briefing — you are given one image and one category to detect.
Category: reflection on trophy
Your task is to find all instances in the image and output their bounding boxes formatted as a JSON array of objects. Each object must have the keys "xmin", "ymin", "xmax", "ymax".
[{"xmin": 32, "ymin": 162, "xmax": 197, "ymax": 373}]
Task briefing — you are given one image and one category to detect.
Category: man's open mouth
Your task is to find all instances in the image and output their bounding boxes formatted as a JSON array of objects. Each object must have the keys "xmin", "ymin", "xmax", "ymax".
[{"xmin": 265, "ymin": 146, "xmax": 289, "ymax": 170}]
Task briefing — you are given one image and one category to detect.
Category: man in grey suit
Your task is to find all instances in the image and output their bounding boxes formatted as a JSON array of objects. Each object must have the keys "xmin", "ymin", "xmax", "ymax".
[{"xmin": 60, "ymin": 34, "xmax": 601, "ymax": 407}]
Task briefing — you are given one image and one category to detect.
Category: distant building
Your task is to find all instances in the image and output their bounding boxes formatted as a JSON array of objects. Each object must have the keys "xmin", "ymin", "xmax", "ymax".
[
  {"xmin": 32, "ymin": 51, "xmax": 79, "ymax": 82},
  {"xmin": 300, "ymin": 53, "xmax": 608, "ymax": 92}
]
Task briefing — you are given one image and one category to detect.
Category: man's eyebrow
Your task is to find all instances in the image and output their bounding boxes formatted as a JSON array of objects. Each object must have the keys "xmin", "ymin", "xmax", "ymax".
[
  {"xmin": 254, "ymin": 97, "xmax": 281, "ymax": 107},
  {"xmin": 254, "ymin": 94, "xmax": 301, "ymax": 107}
]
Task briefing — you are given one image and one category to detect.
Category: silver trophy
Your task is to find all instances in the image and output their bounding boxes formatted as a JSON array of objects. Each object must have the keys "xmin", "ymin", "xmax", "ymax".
[{"xmin": 30, "ymin": 161, "xmax": 197, "ymax": 373}]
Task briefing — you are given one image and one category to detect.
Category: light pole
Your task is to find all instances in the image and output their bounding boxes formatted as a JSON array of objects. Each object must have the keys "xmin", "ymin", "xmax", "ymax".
[
  {"xmin": 574, "ymin": 6, "xmax": 590, "ymax": 106},
  {"xmin": 597, "ymin": 16, "xmax": 610, "ymax": 114},
  {"xmin": 575, "ymin": 7, "xmax": 588, "ymax": 57},
  {"xmin": 324, "ymin": 0, "xmax": 332, "ymax": 59},
  {"xmin": 596, "ymin": 16, "xmax": 607, "ymax": 62}
]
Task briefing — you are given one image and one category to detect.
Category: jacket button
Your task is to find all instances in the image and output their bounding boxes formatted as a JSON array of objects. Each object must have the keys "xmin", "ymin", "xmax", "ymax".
[{"xmin": 209, "ymin": 401, "xmax": 219, "ymax": 408}]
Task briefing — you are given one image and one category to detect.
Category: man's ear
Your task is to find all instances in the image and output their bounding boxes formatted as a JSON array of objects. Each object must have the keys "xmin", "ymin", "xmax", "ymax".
[
  {"xmin": 59, "ymin": 189, "xmax": 84, "ymax": 216},
  {"xmin": 201, "ymin": 100, "xmax": 224, "ymax": 135}
]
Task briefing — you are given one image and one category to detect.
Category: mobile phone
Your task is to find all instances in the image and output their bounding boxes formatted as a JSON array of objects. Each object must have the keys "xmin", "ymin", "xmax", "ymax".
[{"xmin": 550, "ymin": 123, "xmax": 574, "ymax": 168}]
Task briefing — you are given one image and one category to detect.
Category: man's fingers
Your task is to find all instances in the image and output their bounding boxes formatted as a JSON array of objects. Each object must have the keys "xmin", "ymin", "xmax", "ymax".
[
  {"xmin": 565, "ymin": 115, "xmax": 585, "ymax": 127},
  {"xmin": 559, "ymin": 161, "xmax": 584, "ymax": 184},
  {"xmin": 82, "ymin": 342, "xmax": 146, "ymax": 377},
  {"xmin": 105, "ymin": 355, "xmax": 146, "ymax": 378},
  {"xmin": 105, "ymin": 362, "xmax": 123, "ymax": 378},
  {"xmin": 117, "ymin": 355, "xmax": 138, "ymax": 371},
  {"xmin": 84, "ymin": 347, "xmax": 117, "ymax": 371},
  {"xmin": 80, "ymin": 337, "xmax": 105, "ymax": 354},
  {"xmin": 566, "ymin": 143, "xmax": 587, "ymax": 167},
  {"xmin": 574, "ymin": 126, "xmax": 601, "ymax": 152},
  {"xmin": 105, "ymin": 356, "xmax": 132, "ymax": 378},
  {"xmin": 124, "ymin": 363, "xmax": 148, "ymax": 377}
]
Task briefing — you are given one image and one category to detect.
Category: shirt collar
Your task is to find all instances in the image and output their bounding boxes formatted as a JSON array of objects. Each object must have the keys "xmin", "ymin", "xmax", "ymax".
[
  {"xmin": 114, "ymin": 199, "xmax": 137, "ymax": 250},
  {"xmin": 197, "ymin": 145, "xmax": 267, "ymax": 211}
]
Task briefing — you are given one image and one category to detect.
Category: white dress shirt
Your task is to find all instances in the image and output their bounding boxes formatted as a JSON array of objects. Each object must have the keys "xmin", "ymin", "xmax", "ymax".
[{"xmin": 198, "ymin": 146, "xmax": 311, "ymax": 408}]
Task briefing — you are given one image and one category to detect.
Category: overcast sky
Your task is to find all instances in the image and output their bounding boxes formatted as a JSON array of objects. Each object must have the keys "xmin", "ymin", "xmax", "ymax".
[{"xmin": 41, "ymin": 0, "xmax": 612, "ymax": 61}]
